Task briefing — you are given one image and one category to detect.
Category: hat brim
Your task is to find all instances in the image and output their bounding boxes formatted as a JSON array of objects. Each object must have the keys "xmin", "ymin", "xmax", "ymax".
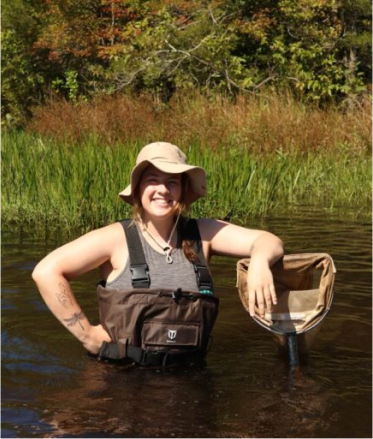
[{"xmin": 119, "ymin": 159, "xmax": 207, "ymax": 205}]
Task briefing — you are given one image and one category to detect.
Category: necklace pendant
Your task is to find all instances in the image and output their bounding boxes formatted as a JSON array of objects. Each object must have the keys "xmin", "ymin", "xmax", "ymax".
[
  {"xmin": 137, "ymin": 214, "xmax": 180, "ymax": 266},
  {"xmin": 164, "ymin": 247, "xmax": 173, "ymax": 264}
]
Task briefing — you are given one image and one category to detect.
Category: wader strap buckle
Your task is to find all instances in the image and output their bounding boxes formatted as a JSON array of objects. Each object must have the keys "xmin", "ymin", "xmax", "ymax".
[
  {"xmin": 121, "ymin": 220, "xmax": 151, "ymax": 288},
  {"xmin": 126, "ymin": 346, "xmax": 164, "ymax": 366},
  {"xmin": 126, "ymin": 346, "xmax": 204, "ymax": 367},
  {"xmin": 171, "ymin": 288, "xmax": 183, "ymax": 302},
  {"xmin": 130, "ymin": 264, "xmax": 150, "ymax": 289},
  {"xmin": 98, "ymin": 339, "xmax": 127, "ymax": 360},
  {"xmin": 194, "ymin": 263, "xmax": 213, "ymax": 291}
]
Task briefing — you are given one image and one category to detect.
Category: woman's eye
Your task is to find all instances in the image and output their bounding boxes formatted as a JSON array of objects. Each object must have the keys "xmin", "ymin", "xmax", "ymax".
[{"xmin": 146, "ymin": 178, "xmax": 158, "ymax": 184}]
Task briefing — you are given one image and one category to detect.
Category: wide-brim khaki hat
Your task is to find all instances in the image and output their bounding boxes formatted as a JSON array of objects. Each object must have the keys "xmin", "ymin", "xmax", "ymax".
[{"xmin": 119, "ymin": 142, "xmax": 207, "ymax": 205}]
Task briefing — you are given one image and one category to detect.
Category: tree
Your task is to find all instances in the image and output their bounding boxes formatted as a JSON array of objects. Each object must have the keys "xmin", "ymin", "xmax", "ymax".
[
  {"xmin": 2, "ymin": 0, "xmax": 371, "ymax": 125},
  {"xmin": 338, "ymin": 0, "xmax": 372, "ymax": 86},
  {"xmin": 225, "ymin": 0, "xmax": 369, "ymax": 101},
  {"xmin": 104, "ymin": 2, "xmax": 254, "ymax": 97},
  {"xmin": 1, "ymin": 0, "xmax": 47, "ymax": 124}
]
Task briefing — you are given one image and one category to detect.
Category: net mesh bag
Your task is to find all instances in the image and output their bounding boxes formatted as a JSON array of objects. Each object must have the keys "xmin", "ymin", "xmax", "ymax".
[{"xmin": 237, "ymin": 253, "xmax": 336, "ymax": 339}]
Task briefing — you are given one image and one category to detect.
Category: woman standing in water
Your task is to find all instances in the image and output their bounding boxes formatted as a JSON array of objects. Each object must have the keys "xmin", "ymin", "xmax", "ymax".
[{"xmin": 32, "ymin": 142, "xmax": 284, "ymax": 366}]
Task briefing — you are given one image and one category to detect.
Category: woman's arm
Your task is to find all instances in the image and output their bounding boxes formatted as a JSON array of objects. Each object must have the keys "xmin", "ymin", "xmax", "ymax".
[
  {"xmin": 32, "ymin": 222, "xmax": 124, "ymax": 354},
  {"xmin": 198, "ymin": 219, "xmax": 284, "ymax": 318}
]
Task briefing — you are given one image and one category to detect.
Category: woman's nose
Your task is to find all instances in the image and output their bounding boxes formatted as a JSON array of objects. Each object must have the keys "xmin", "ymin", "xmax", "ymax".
[{"xmin": 156, "ymin": 182, "xmax": 169, "ymax": 193}]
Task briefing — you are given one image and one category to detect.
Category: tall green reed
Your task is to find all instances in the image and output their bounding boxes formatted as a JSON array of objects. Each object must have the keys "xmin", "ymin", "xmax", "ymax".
[{"xmin": 2, "ymin": 131, "xmax": 371, "ymax": 233}]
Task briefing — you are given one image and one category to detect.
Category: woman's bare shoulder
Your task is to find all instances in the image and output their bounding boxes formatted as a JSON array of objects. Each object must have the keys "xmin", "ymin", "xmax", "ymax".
[
  {"xmin": 34, "ymin": 221, "xmax": 127, "ymax": 278},
  {"xmin": 196, "ymin": 218, "xmax": 266, "ymax": 258},
  {"xmin": 196, "ymin": 218, "xmax": 229, "ymax": 241},
  {"xmin": 72, "ymin": 221, "xmax": 126, "ymax": 249}
]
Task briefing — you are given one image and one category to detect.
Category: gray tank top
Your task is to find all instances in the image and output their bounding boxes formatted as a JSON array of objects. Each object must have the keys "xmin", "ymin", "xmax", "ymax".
[{"xmin": 106, "ymin": 223, "xmax": 199, "ymax": 292}]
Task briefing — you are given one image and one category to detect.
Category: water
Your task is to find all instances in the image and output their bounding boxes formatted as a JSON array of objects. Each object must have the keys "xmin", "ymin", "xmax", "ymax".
[{"xmin": 2, "ymin": 211, "xmax": 372, "ymax": 438}]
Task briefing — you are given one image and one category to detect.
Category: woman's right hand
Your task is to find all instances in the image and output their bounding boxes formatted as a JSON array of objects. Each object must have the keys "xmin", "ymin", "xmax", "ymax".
[{"xmin": 83, "ymin": 324, "xmax": 112, "ymax": 355}]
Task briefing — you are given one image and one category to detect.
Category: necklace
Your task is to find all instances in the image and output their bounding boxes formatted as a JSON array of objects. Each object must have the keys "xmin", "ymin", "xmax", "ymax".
[{"xmin": 138, "ymin": 214, "xmax": 180, "ymax": 264}]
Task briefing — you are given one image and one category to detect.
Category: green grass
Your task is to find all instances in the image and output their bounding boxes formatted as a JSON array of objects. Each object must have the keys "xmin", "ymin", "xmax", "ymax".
[{"xmin": 2, "ymin": 131, "xmax": 371, "ymax": 233}]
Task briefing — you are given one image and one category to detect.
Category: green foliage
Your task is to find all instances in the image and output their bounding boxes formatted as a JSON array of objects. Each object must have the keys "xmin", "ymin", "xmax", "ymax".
[
  {"xmin": 104, "ymin": 4, "xmax": 252, "ymax": 96},
  {"xmin": 2, "ymin": 29, "xmax": 35, "ymax": 125},
  {"xmin": 2, "ymin": 131, "xmax": 371, "ymax": 232},
  {"xmin": 1, "ymin": 0, "xmax": 371, "ymax": 125},
  {"xmin": 1, "ymin": 0, "xmax": 46, "ymax": 125},
  {"xmin": 338, "ymin": 0, "xmax": 372, "ymax": 83},
  {"xmin": 229, "ymin": 0, "xmax": 369, "ymax": 101},
  {"xmin": 52, "ymin": 69, "xmax": 80, "ymax": 102}
]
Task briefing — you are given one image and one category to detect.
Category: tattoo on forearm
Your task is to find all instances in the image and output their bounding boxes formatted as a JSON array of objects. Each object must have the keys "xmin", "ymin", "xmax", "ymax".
[
  {"xmin": 56, "ymin": 282, "xmax": 73, "ymax": 308},
  {"xmin": 63, "ymin": 312, "xmax": 86, "ymax": 330}
]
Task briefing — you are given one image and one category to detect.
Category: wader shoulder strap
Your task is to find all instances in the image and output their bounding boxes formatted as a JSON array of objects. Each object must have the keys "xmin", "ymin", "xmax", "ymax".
[
  {"xmin": 119, "ymin": 219, "xmax": 150, "ymax": 288},
  {"xmin": 184, "ymin": 219, "xmax": 214, "ymax": 293}
]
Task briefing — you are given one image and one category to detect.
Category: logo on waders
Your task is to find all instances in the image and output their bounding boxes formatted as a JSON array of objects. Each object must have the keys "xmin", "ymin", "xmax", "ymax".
[{"xmin": 167, "ymin": 329, "xmax": 177, "ymax": 342}]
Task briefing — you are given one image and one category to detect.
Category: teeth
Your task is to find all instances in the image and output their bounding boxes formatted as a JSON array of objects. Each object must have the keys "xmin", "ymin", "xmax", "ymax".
[{"xmin": 153, "ymin": 199, "xmax": 170, "ymax": 205}]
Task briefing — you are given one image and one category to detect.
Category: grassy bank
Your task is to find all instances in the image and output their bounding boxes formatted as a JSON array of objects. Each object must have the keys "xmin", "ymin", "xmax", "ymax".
[
  {"xmin": 28, "ymin": 92, "xmax": 371, "ymax": 155},
  {"xmin": 2, "ymin": 130, "xmax": 371, "ymax": 233}
]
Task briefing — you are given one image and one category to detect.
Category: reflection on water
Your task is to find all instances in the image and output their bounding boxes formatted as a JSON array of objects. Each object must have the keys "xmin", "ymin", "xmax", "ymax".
[{"xmin": 2, "ymin": 210, "xmax": 372, "ymax": 438}]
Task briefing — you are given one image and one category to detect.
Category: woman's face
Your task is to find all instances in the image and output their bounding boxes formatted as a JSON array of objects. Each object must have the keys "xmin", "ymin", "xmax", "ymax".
[{"xmin": 138, "ymin": 165, "xmax": 183, "ymax": 221}]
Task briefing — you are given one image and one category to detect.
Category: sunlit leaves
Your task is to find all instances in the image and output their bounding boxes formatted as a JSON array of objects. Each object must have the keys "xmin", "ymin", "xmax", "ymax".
[{"xmin": 1, "ymin": 0, "xmax": 371, "ymax": 126}]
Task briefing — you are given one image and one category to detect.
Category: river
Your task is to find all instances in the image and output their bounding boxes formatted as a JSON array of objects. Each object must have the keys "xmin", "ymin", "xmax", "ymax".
[{"xmin": 2, "ymin": 209, "xmax": 372, "ymax": 438}]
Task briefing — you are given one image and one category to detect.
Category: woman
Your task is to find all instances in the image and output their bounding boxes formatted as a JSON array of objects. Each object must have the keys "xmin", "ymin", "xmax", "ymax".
[{"xmin": 32, "ymin": 142, "xmax": 284, "ymax": 366}]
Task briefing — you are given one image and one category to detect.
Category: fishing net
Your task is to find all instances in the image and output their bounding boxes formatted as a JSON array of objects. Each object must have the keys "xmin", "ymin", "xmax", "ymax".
[{"xmin": 237, "ymin": 254, "xmax": 336, "ymax": 349}]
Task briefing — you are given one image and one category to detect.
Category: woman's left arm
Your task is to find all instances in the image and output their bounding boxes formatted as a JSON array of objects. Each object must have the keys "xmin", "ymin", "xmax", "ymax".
[{"xmin": 198, "ymin": 219, "xmax": 284, "ymax": 318}]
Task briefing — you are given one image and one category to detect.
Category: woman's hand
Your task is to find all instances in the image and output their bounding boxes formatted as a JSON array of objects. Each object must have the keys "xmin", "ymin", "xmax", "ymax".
[
  {"xmin": 83, "ymin": 324, "xmax": 112, "ymax": 355},
  {"xmin": 246, "ymin": 257, "xmax": 277, "ymax": 318},
  {"xmin": 195, "ymin": 219, "xmax": 283, "ymax": 318}
]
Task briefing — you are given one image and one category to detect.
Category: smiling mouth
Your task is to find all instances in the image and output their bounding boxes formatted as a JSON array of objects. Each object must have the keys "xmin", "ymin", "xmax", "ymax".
[{"xmin": 152, "ymin": 198, "xmax": 172, "ymax": 205}]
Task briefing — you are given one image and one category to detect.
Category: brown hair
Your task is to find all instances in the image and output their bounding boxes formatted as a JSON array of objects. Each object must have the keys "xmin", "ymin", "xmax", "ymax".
[{"xmin": 131, "ymin": 171, "xmax": 199, "ymax": 262}]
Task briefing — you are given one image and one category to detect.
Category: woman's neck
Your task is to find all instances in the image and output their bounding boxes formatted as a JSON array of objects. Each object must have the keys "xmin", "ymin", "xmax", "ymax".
[{"xmin": 138, "ymin": 214, "xmax": 179, "ymax": 246}]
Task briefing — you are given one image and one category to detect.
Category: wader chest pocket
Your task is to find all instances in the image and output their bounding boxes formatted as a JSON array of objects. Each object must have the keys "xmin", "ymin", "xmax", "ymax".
[{"xmin": 141, "ymin": 321, "xmax": 200, "ymax": 349}]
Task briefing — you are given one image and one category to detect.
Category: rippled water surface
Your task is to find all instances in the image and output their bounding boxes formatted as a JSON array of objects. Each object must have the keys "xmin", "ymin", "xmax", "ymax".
[{"xmin": 2, "ymin": 211, "xmax": 372, "ymax": 438}]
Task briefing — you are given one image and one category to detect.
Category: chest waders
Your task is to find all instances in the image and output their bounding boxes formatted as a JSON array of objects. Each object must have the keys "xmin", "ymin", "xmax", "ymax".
[{"xmin": 97, "ymin": 219, "xmax": 219, "ymax": 367}]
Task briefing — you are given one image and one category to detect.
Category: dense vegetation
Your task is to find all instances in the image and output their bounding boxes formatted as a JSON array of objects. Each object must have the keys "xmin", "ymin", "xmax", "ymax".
[
  {"xmin": 2, "ymin": 92, "xmax": 371, "ymax": 232},
  {"xmin": 2, "ymin": 1, "xmax": 371, "ymax": 232},
  {"xmin": 2, "ymin": 0, "xmax": 372, "ymax": 126}
]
